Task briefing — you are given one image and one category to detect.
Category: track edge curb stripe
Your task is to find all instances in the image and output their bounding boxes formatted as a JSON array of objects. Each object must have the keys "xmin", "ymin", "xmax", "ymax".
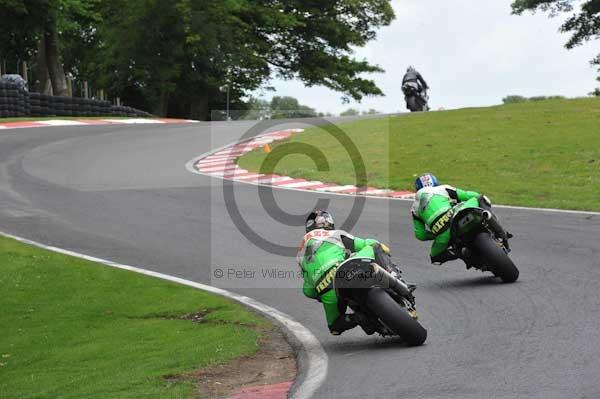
[{"xmin": 185, "ymin": 131, "xmax": 600, "ymax": 216}]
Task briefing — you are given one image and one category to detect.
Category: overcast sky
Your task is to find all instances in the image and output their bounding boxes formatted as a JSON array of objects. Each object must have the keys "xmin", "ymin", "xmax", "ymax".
[{"xmin": 254, "ymin": 0, "xmax": 599, "ymax": 114}]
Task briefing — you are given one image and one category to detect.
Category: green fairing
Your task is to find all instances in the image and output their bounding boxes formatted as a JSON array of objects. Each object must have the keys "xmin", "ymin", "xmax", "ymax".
[
  {"xmin": 300, "ymin": 232, "xmax": 378, "ymax": 326},
  {"xmin": 412, "ymin": 186, "xmax": 480, "ymax": 257}
]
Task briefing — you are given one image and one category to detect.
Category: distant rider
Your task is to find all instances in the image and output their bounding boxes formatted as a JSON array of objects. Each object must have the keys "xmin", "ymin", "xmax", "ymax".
[
  {"xmin": 402, "ymin": 66, "xmax": 429, "ymax": 99},
  {"xmin": 411, "ymin": 173, "xmax": 509, "ymax": 265},
  {"xmin": 298, "ymin": 210, "xmax": 399, "ymax": 335}
]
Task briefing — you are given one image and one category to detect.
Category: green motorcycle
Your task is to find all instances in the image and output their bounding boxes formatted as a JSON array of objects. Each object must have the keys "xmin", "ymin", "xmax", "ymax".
[{"xmin": 447, "ymin": 202, "xmax": 519, "ymax": 283}]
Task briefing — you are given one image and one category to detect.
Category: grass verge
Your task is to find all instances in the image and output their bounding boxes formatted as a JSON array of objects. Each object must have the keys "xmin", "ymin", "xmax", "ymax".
[
  {"xmin": 238, "ymin": 97, "xmax": 600, "ymax": 211},
  {"xmin": 0, "ymin": 235, "xmax": 269, "ymax": 399}
]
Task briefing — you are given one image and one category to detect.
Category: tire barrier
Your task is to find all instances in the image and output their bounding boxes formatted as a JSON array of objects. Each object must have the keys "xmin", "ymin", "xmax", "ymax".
[{"xmin": 0, "ymin": 83, "xmax": 153, "ymax": 119}]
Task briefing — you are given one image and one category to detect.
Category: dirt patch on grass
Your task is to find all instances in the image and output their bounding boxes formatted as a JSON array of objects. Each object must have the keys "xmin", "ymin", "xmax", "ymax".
[
  {"xmin": 195, "ymin": 326, "xmax": 296, "ymax": 398},
  {"xmin": 164, "ymin": 326, "xmax": 296, "ymax": 399},
  {"xmin": 134, "ymin": 309, "xmax": 212, "ymax": 323}
]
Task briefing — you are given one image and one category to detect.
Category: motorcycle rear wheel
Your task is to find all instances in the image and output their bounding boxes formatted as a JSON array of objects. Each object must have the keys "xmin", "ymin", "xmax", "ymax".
[
  {"xmin": 407, "ymin": 96, "xmax": 420, "ymax": 112},
  {"xmin": 366, "ymin": 288, "xmax": 427, "ymax": 346},
  {"xmin": 473, "ymin": 233, "xmax": 519, "ymax": 283}
]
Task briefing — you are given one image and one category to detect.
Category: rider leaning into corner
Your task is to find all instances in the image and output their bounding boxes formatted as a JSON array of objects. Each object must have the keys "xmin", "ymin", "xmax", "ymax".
[
  {"xmin": 298, "ymin": 211, "xmax": 411, "ymax": 336},
  {"xmin": 411, "ymin": 173, "xmax": 511, "ymax": 266}
]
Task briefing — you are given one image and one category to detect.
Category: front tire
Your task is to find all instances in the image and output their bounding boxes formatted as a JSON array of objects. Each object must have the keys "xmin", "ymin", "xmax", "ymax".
[
  {"xmin": 473, "ymin": 233, "xmax": 519, "ymax": 283},
  {"xmin": 366, "ymin": 288, "xmax": 427, "ymax": 346}
]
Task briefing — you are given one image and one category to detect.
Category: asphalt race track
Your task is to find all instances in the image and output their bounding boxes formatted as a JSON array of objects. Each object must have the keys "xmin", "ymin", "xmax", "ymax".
[{"xmin": 1, "ymin": 120, "xmax": 599, "ymax": 399}]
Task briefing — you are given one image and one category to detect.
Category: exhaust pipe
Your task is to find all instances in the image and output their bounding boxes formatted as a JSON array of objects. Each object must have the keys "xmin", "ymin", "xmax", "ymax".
[{"xmin": 373, "ymin": 264, "xmax": 414, "ymax": 300}]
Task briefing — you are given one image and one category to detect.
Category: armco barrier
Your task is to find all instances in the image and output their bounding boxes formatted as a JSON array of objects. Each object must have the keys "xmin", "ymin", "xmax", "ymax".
[{"xmin": 0, "ymin": 83, "xmax": 152, "ymax": 118}]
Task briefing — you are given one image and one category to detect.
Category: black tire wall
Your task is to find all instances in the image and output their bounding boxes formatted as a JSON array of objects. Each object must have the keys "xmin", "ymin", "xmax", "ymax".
[{"xmin": 0, "ymin": 83, "xmax": 153, "ymax": 118}]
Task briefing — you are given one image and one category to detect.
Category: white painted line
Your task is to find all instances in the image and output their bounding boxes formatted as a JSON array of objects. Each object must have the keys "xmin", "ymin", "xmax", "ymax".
[
  {"xmin": 364, "ymin": 189, "xmax": 392, "ymax": 195},
  {"xmin": 0, "ymin": 230, "xmax": 327, "ymax": 399},
  {"xmin": 197, "ymin": 157, "xmax": 236, "ymax": 164},
  {"xmin": 233, "ymin": 173, "xmax": 264, "ymax": 181},
  {"xmin": 199, "ymin": 165, "xmax": 239, "ymax": 173},
  {"xmin": 249, "ymin": 138, "xmax": 276, "ymax": 144},
  {"xmin": 203, "ymin": 171, "xmax": 229, "ymax": 177},
  {"xmin": 197, "ymin": 161, "xmax": 235, "ymax": 168},
  {"xmin": 223, "ymin": 169, "xmax": 250, "ymax": 178},
  {"xmin": 36, "ymin": 120, "xmax": 88, "ymax": 126},
  {"xmin": 0, "ymin": 126, "xmax": 6, "ymax": 129},
  {"xmin": 494, "ymin": 204, "xmax": 600, "ymax": 215},
  {"xmin": 101, "ymin": 119, "xmax": 164, "ymax": 124},
  {"xmin": 391, "ymin": 193, "xmax": 416, "ymax": 199},
  {"xmin": 255, "ymin": 176, "xmax": 295, "ymax": 184},
  {"xmin": 281, "ymin": 181, "xmax": 323, "ymax": 189},
  {"xmin": 215, "ymin": 148, "xmax": 246, "ymax": 154},
  {"xmin": 315, "ymin": 185, "xmax": 356, "ymax": 192}
]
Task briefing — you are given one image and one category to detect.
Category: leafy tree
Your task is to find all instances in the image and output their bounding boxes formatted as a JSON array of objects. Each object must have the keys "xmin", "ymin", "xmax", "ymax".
[
  {"xmin": 1, "ymin": 0, "xmax": 394, "ymax": 117},
  {"xmin": 96, "ymin": 0, "xmax": 394, "ymax": 117},
  {"xmin": 502, "ymin": 95, "xmax": 528, "ymax": 104},
  {"xmin": 529, "ymin": 95, "xmax": 565, "ymax": 101},
  {"xmin": 270, "ymin": 96, "xmax": 316, "ymax": 119},
  {"xmin": 340, "ymin": 108, "xmax": 360, "ymax": 116},
  {"xmin": 242, "ymin": 97, "xmax": 271, "ymax": 120},
  {"xmin": 0, "ymin": 0, "xmax": 44, "ymax": 65},
  {"xmin": 503, "ymin": 95, "xmax": 568, "ymax": 103},
  {"xmin": 363, "ymin": 108, "xmax": 380, "ymax": 115},
  {"xmin": 511, "ymin": 0, "xmax": 600, "ymax": 92},
  {"xmin": 0, "ymin": 0, "xmax": 100, "ymax": 94}
]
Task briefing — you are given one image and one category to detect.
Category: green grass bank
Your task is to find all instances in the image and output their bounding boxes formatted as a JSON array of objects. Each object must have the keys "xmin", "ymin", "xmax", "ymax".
[
  {"xmin": 238, "ymin": 97, "xmax": 600, "ymax": 211},
  {"xmin": 0, "ymin": 235, "xmax": 268, "ymax": 398}
]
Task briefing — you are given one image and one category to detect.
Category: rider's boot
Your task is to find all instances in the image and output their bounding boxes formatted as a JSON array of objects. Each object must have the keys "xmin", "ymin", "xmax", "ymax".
[
  {"xmin": 353, "ymin": 312, "xmax": 377, "ymax": 335},
  {"xmin": 329, "ymin": 314, "xmax": 358, "ymax": 336},
  {"xmin": 430, "ymin": 250, "xmax": 459, "ymax": 265},
  {"xmin": 460, "ymin": 247, "xmax": 477, "ymax": 269}
]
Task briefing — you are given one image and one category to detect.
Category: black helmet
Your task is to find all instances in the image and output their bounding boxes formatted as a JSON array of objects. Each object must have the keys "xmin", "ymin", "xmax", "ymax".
[{"xmin": 305, "ymin": 210, "xmax": 335, "ymax": 233}]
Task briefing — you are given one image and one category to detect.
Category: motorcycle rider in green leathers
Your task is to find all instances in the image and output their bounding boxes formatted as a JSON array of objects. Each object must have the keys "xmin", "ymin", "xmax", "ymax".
[
  {"xmin": 298, "ymin": 210, "xmax": 398, "ymax": 335},
  {"xmin": 411, "ymin": 173, "xmax": 509, "ymax": 265}
]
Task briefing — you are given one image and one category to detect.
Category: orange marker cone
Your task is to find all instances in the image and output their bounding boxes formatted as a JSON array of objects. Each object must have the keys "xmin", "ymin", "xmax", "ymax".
[{"xmin": 263, "ymin": 144, "xmax": 272, "ymax": 154}]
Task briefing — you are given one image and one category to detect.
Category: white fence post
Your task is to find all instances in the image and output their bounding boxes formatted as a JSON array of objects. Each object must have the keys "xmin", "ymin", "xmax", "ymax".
[{"xmin": 22, "ymin": 61, "xmax": 28, "ymax": 82}]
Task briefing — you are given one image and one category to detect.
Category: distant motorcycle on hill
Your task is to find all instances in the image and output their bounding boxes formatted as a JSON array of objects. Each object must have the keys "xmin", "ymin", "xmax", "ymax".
[{"xmin": 402, "ymin": 82, "xmax": 429, "ymax": 112}]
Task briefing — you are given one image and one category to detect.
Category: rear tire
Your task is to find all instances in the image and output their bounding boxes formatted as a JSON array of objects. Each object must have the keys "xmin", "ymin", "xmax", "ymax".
[
  {"xmin": 366, "ymin": 288, "xmax": 427, "ymax": 346},
  {"xmin": 407, "ymin": 96, "xmax": 419, "ymax": 112},
  {"xmin": 473, "ymin": 233, "xmax": 519, "ymax": 283}
]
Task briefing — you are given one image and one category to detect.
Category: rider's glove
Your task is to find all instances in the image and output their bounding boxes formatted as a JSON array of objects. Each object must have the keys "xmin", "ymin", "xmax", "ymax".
[{"xmin": 380, "ymin": 243, "xmax": 391, "ymax": 254}]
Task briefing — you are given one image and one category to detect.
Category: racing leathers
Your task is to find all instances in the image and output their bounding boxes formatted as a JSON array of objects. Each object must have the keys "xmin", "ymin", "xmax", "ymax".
[
  {"xmin": 411, "ymin": 185, "xmax": 480, "ymax": 263},
  {"xmin": 402, "ymin": 69, "xmax": 429, "ymax": 94},
  {"xmin": 297, "ymin": 229, "xmax": 380, "ymax": 335}
]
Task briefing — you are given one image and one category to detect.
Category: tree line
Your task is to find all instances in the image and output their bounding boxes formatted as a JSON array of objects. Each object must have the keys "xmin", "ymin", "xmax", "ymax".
[
  {"xmin": 0, "ymin": 0, "xmax": 394, "ymax": 119},
  {"xmin": 1, "ymin": 1, "xmax": 598, "ymax": 120}
]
